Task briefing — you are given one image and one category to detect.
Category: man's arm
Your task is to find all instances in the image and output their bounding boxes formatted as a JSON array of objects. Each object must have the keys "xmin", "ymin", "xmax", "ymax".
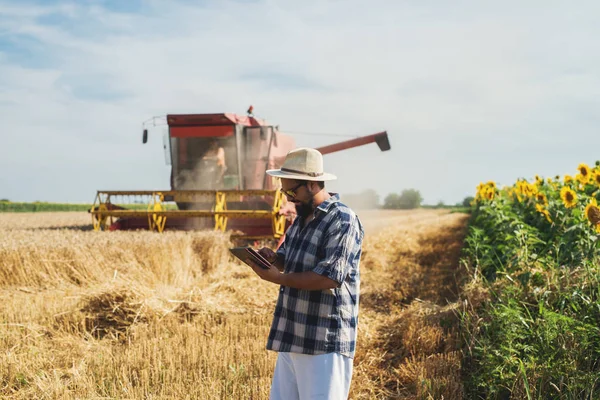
[
  {"xmin": 278, "ymin": 271, "xmax": 339, "ymax": 290},
  {"xmin": 247, "ymin": 262, "xmax": 339, "ymax": 290},
  {"xmin": 251, "ymin": 248, "xmax": 338, "ymax": 290}
]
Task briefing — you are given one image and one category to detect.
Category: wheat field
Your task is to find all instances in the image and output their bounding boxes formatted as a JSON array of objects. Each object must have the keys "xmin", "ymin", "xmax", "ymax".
[{"xmin": 0, "ymin": 210, "xmax": 468, "ymax": 399}]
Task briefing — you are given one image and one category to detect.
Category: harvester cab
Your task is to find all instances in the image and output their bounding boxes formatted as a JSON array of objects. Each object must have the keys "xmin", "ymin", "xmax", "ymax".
[
  {"xmin": 162, "ymin": 113, "xmax": 294, "ymax": 193},
  {"xmin": 90, "ymin": 110, "xmax": 390, "ymax": 239}
]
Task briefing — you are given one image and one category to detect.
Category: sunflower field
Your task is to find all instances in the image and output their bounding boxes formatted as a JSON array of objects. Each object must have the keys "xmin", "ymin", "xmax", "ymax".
[{"xmin": 460, "ymin": 162, "xmax": 600, "ymax": 399}]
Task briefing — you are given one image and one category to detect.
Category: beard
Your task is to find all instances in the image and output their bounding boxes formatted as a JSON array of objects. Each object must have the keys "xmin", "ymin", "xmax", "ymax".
[{"xmin": 295, "ymin": 196, "xmax": 315, "ymax": 218}]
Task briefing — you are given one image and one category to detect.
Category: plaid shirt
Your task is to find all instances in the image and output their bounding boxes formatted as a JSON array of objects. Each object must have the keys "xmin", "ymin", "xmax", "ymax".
[{"xmin": 266, "ymin": 193, "xmax": 364, "ymax": 359}]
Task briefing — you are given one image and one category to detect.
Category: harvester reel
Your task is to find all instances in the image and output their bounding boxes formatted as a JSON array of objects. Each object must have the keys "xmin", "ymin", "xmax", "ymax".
[
  {"xmin": 272, "ymin": 190, "xmax": 287, "ymax": 238},
  {"xmin": 90, "ymin": 189, "xmax": 292, "ymax": 239},
  {"xmin": 148, "ymin": 193, "xmax": 167, "ymax": 232},
  {"xmin": 213, "ymin": 191, "xmax": 228, "ymax": 232},
  {"xmin": 91, "ymin": 203, "xmax": 109, "ymax": 231}
]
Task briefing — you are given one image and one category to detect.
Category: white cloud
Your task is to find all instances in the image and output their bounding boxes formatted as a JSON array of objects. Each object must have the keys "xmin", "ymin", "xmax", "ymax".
[{"xmin": 1, "ymin": 0, "xmax": 599, "ymax": 204}]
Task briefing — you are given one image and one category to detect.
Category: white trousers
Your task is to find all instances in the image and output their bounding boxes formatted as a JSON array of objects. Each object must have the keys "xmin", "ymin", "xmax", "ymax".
[{"xmin": 269, "ymin": 352, "xmax": 353, "ymax": 400}]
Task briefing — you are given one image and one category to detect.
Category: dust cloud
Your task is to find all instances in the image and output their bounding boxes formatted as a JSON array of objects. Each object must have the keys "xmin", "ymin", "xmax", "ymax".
[{"xmin": 174, "ymin": 159, "xmax": 223, "ymax": 191}]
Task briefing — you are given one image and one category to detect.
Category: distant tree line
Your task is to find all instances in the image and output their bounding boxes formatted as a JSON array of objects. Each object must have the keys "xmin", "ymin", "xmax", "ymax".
[
  {"xmin": 383, "ymin": 189, "xmax": 423, "ymax": 209},
  {"xmin": 342, "ymin": 188, "xmax": 423, "ymax": 209}
]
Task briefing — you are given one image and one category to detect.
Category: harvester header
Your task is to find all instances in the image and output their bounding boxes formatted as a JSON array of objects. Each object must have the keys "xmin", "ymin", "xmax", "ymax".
[{"xmin": 91, "ymin": 110, "xmax": 391, "ymax": 238}]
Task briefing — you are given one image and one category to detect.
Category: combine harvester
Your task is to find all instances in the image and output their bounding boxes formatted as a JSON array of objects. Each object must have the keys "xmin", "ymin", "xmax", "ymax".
[{"xmin": 90, "ymin": 108, "xmax": 390, "ymax": 240}]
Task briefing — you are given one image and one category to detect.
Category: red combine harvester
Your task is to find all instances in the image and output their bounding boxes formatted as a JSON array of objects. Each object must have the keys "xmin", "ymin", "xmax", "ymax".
[{"xmin": 90, "ymin": 109, "xmax": 390, "ymax": 239}]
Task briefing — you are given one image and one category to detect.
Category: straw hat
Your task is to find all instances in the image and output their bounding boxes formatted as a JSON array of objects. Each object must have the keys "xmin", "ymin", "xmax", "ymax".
[{"xmin": 266, "ymin": 148, "xmax": 337, "ymax": 181}]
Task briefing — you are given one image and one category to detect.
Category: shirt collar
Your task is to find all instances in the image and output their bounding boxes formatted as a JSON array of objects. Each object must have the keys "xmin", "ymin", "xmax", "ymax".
[{"xmin": 316, "ymin": 193, "xmax": 340, "ymax": 214}]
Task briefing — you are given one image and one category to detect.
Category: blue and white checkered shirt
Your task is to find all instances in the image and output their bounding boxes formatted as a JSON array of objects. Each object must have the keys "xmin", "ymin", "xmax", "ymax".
[{"xmin": 266, "ymin": 193, "xmax": 364, "ymax": 359}]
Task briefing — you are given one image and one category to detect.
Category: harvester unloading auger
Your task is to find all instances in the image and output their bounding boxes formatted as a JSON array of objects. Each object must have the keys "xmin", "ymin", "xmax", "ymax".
[{"xmin": 90, "ymin": 109, "xmax": 391, "ymax": 239}]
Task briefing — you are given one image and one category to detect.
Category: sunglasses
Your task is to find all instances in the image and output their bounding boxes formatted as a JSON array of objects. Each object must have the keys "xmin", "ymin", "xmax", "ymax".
[{"xmin": 282, "ymin": 182, "xmax": 306, "ymax": 199}]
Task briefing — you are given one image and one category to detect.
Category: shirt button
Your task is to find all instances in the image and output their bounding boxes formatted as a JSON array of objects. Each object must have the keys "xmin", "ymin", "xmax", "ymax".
[{"xmin": 280, "ymin": 288, "xmax": 284, "ymax": 292}]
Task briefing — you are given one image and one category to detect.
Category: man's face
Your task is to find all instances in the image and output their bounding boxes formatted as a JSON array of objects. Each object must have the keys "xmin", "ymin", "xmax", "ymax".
[{"xmin": 281, "ymin": 179, "xmax": 315, "ymax": 218}]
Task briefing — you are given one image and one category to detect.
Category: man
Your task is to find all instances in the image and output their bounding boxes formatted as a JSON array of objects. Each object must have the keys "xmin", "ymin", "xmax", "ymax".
[
  {"xmin": 247, "ymin": 147, "xmax": 364, "ymax": 400},
  {"xmin": 201, "ymin": 139, "xmax": 227, "ymax": 188}
]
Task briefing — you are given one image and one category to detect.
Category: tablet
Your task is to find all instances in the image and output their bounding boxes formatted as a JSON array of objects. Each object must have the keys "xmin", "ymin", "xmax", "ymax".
[{"xmin": 229, "ymin": 247, "xmax": 272, "ymax": 270}]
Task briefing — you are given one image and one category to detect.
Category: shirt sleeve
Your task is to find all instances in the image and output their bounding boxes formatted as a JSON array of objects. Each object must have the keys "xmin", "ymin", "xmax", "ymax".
[{"xmin": 311, "ymin": 214, "xmax": 362, "ymax": 286}]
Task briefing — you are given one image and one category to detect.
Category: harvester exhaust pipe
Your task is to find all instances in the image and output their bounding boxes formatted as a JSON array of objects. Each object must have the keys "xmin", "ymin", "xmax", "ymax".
[
  {"xmin": 142, "ymin": 129, "xmax": 148, "ymax": 144},
  {"xmin": 315, "ymin": 131, "xmax": 391, "ymax": 155}
]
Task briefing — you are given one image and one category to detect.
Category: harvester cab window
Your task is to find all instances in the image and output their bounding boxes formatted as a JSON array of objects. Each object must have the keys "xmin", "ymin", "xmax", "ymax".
[
  {"xmin": 242, "ymin": 126, "xmax": 275, "ymax": 190},
  {"xmin": 171, "ymin": 136, "xmax": 239, "ymax": 190},
  {"xmin": 222, "ymin": 139, "xmax": 239, "ymax": 189}
]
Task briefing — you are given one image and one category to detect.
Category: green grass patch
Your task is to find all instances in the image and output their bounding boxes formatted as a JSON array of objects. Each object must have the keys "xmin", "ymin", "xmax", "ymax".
[
  {"xmin": 0, "ymin": 201, "xmax": 162, "ymax": 212},
  {"xmin": 420, "ymin": 205, "xmax": 471, "ymax": 214}
]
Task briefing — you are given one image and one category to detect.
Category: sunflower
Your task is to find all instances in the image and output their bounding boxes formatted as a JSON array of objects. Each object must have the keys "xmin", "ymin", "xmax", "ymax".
[
  {"xmin": 585, "ymin": 198, "xmax": 600, "ymax": 221},
  {"xmin": 534, "ymin": 175, "xmax": 544, "ymax": 187},
  {"xmin": 592, "ymin": 171, "xmax": 600, "ymax": 186},
  {"xmin": 535, "ymin": 203, "xmax": 552, "ymax": 223},
  {"xmin": 506, "ymin": 187, "xmax": 514, "ymax": 198},
  {"xmin": 520, "ymin": 180, "xmax": 538, "ymax": 197},
  {"xmin": 560, "ymin": 187, "xmax": 577, "ymax": 208},
  {"xmin": 508, "ymin": 187, "xmax": 521, "ymax": 202},
  {"xmin": 486, "ymin": 181, "xmax": 497, "ymax": 189},
  {"xmin": 475, "ymin": 183, "xmax": 491, "ymax": 202},
  {"xmin": 576, "ymin": 174, "xmax": 589, "ymax": 185},
  {"xmin": 577, "ymin": 163, "xmax": 591, "ymax": 184},
  {"xmin": 585, "ymin": 198, "xmax": 600, "ymax": 233},
  {"xmin": 475, "ymin": 183, "xmax": 495, "ymax": 202},
  {"xmin": 513, "ymin": 181, "xmax": 525, "ymax": 201},
  {"xmin": 536, "ymin": 192, "xmax": 548, "ymax": 206},
  {"xmin": 564, "ymin": 174, "xmax": 573, "ymax": 184}
]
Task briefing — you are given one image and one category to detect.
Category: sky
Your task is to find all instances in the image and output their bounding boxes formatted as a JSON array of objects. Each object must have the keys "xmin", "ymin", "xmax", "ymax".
[{"xmin": 1, "ymin": 0, "xmax": 599, "ymax": 205}]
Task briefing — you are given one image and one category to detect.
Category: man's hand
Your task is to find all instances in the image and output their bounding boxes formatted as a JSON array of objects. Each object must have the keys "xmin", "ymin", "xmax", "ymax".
[
  {"xmin": 248, "ymin": 247, "xmax": 339, "ymax": 291},
  {"xmin": 258, "ymin": 247, "xmax": 285, "ymax": 271},
  {"xmin": 247, "ymin": 258, "xmax": 283, "ymax": 285},
  {"xmin": 257, "ymin": 247, "xmax": 277, "ymax": 264}
]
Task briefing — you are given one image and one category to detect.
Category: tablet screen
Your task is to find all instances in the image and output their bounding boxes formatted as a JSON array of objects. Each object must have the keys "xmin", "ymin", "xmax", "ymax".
[{"xmin": 229, "ymin": 247, "xmax": 272, "ymax": 270}]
